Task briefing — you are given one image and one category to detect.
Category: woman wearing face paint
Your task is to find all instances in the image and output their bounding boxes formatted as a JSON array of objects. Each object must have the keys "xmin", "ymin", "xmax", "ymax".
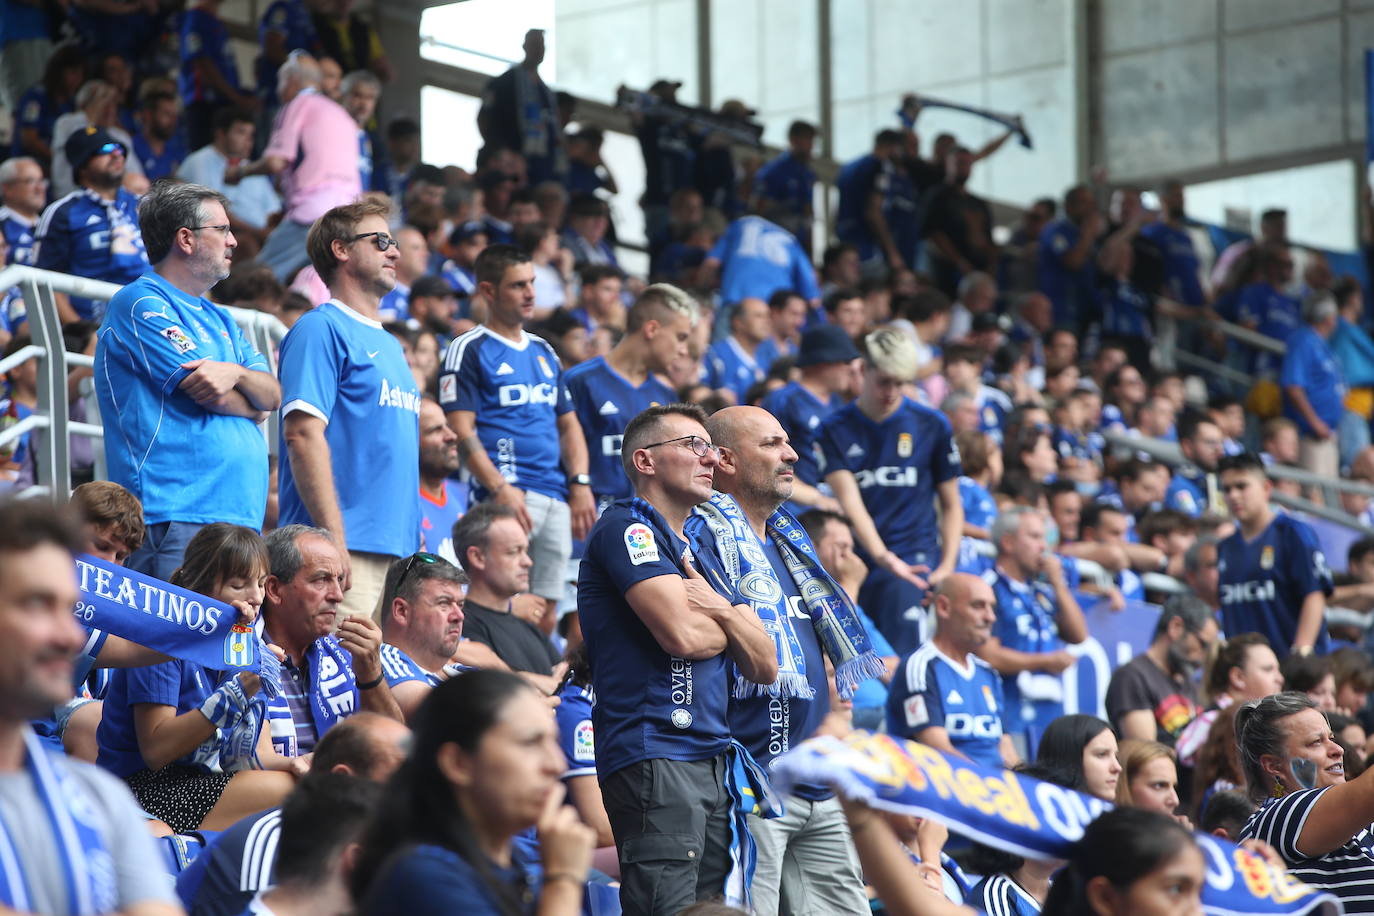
[{"xmin": 1236, "ymin": 691, "xmax": 1374, "ymax": 912}]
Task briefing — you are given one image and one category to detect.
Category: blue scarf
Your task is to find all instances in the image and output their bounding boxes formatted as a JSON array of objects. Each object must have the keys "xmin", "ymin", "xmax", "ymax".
[
  {"xmin": 75, "ymin": 554, "xmax": 266, "ymax": 675},
  {"xmin": 303, "ymin": 636, "xmax": 358, "ymax": 738},
  {"xmin": 722, "ymin": 740, "xmax": 782, "ymax": 911},
  {"xmin": 687, "ymin": 493, "xmax": 885, "ymax": 700},
  {"xmin": 773, "ymin": 732, "xmax": 1341, "ymax": 916},
  {"xmin": 0, "ymin": 728, "xmax": 119, "ymax": 915}
]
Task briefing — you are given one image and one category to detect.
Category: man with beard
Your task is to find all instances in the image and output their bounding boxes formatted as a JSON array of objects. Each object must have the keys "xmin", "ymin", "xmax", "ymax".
[
  {"xmin": 920, "ymin": 146, "xmax": 998, "ymax": 298},
  {"xmin": 417, "ymin": 397, "xmax": 465, "ymax": 564},
  {"xmin": 1104, "ymin": 594, "xmax": 1217, "ymax": 747},
  {"xmin": 1166, "ymin": 412, "xmax": 1227, "ymax": 517},
  {"xmin": 378, "ymin": 551, "xmax": 469, "ymax": 720},
  {"xmin": 94, "ymin": 179, "xmax": 280, "ymax": 577}
]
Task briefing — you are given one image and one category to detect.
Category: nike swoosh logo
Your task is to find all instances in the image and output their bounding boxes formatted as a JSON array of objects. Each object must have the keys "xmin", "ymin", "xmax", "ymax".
[{"xmin": 367, "ymin": 350, "xmax": 380, "ymax": 358}]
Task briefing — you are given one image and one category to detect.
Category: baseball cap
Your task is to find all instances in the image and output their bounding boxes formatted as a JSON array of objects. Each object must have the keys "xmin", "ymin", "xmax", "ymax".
[
  {"xmin": 797, "ymin": 324, "xmax": 862, "ymax": 368},
  {"xmin": 972, "ymin": 312, "xmax": 1012, "ymax": 334},
  {"xmin": 649, "ymin": 78, "xmax": 683, "ymax": 96},
  {"xmin": 65, "ymin": 126, "xmax": 126, "ymax": 173},
  {"xmin": 447, "ymin": 220, "xmax": 488, "ymax": 246}
]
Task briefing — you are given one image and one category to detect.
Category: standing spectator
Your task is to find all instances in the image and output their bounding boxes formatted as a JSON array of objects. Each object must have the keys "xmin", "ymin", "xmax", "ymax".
[
  {"xmin": 0, "ymin": 157, "xmax": 46, "ymax": 265},
  {"xmin": 1282, "ymin": 293, "xmax": 1353, "ymax": 483},
  {"xmin": 887, "ymin": 573, "xmax": 1018, "ymax": 769},
  {"xmin": 229, "ymin": 53, "xmax": 361, "ymax": 282},
  {"xmin": 478, "ymin": 28, "xmax": 565, "ymax": 185},
  {"xmin": 703, "ymin": 296, "xmax": 773, "ymax": 404},
  {"xmin": 922, "ymin": 146, "xmax": 998, "ymax": 298},
  {"xmin": 177, "ymin": 108, "xmax": 282, "ymax": 260},
  {"xmin": 95, "ymin": 181, "xmax": 279, "ymax": 577},
  {"xmin": 1140, "ymin": 179, "xmax": 1206, "ymax": 308},
  {"xmin": 633, "ymin": 79, "xmax": 697, "ymax": 241},
  {"xmin": 819, "ymin": 329, "xmax": 963, "ymax": 653},
  {"xmin": 751, "ymin": 119, "xmax": 818, "ymax": 253},
  {"xmin": 1217, "ymin": 452, "xmax": 1334, "ymax": 658},
  {"xmin": 8, "ymin": 44, "xmax": 84, "ymax": 167},
  {"xmin": 1212, "ymin": 207, "xmax": 1287, "ymax": 290},
  {"xmin": 440, "ymin": 245, "xmax": 596, "ymax": 626},
  {"xmin": 278, "ymin": 200, "xmax": 422, "ymax": 618},
  {"xmin": 340, "ymin": 69, "xmax": 382, "ymax": 193},
  {"xmin": 978, "ymin": 506, "xmax": 1088, "ymax": 748},
  {"xmin": 417, "ymin": 397, "xmax": 465, "ymax": 564},
  {"xmin": 312, "ymin": 0, "xmax": 391, "ymax": 81},
  {"xmin": 564, "ymin": 283, "xmax": 697, "ymax": 512},
  {"xmin": 261, "ymin": 525, "xmax": 404, "ymax": 753},
  {"xmin": 255, "ymin": 0, "xmax": 319, "ymax": 111},
  {"xmin": 50, "ymin": 80, "xmax": 147, "ymax": 199},
  {"xmin": 577, "ymin": 403, "xmax": 776, "ymax": 915},
  {"xmin": 67, "ymin": 0, "xmax": 159, "ymax": 64},
  {"xmin": 34, "ymin": 128, "xmax": 149, "ymax": 323},
  {"xmin": 700, "ymin": 214, "xmax": 821, "ymax": 311},
  {"xmin": 1105, "ymin": 595, "xmax": 1216, "ymax": 747},
  {"xmin": 0, "ymin": 0, "xmax": 52, "ymax": 113},
  {"xmin": 947, "ymin": 271, "xmax": 997, "ymax": 341},
  {"xmin": 0, "ymin": 500, "xmax": 181, "ymax": 915},
  {"xmin": 835, "ymin": 129, "xmax": 906, "ymax": 273},
  {"xmin": 180, "ymin": 0, "xmax": 256, "ymax": 149},
  {"xmin": 1038, "ymin": 184, "xmax": 1103, "ymax": 331},
  {"xmin": 131, "ymin": 90, "xmax": 188, "ymax": 182}
]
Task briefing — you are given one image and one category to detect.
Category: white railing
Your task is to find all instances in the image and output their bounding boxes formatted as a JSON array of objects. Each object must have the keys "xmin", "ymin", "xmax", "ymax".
[{"xmin": 0, "ymin": 265, "xmax": 289, "ymax": 502}]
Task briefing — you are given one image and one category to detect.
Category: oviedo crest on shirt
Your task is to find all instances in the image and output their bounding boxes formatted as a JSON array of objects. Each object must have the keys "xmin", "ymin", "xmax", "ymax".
[
  {"xmin": 1260, "ymin": 545, "xmax": 1274, "ymax": 570},
  {"xmin": 897, "ymin": 432, "xmax": 913, "ymax": 458}
]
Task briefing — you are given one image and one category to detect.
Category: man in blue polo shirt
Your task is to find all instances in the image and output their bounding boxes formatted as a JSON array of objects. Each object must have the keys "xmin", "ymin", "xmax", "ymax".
[
  {"xmin": 440, "ymin": 244, "xmax": 596, "ymax": 629},
  {"xmin": 95, "ymin": 180, "xmax": 280, "ymax": 578},
  {"xmin": 1281, "ymin": 293, "xmax": 1349, "ymax": 485},
  {"xmin": 818, "ymin": 329, "xmax": 964, "ymax": 654},
  {"xmin": 578, "ymin": 403, "xmax": 777, "ymax": 916},
  {"xmin": 34, "ymin": 127, "xmax": 149, "ymax": 322},
  {"xmin": 278, "ymin": 199, "xmax": 422, "ymax": 619},
  {"xmin": 750, "ymin": 120, "xmax": 818, "ymax": 253}
]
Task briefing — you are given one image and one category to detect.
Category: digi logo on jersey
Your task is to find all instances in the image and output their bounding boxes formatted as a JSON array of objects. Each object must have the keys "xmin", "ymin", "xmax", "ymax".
[
  {"xmin": 854, "ymin": 466, "xmax": 919, "ymax": 488},
  {"xmin": 946, "ymin": 713, "xmax": 1001, "ymax": 739},
  {"xmin": 497, "ymin": 382, "xmax": 557, "ymax": 407},
  {"xmin": 601, "ymin": 434, "xmax": 623, "ymax": 456},
  {"xmin": 1220, "ymin": 579, "xmax": 1277, "ymax": 605}
]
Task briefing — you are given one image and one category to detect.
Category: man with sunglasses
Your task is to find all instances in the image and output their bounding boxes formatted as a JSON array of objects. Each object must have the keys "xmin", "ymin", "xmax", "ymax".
[
  {"xmin": 578, "ymin": 403, "xmax": 777, "ymax": 916},
  {"xmin": 94, "ymin": 179, "xmax": 280, "ymax": 577},
  {"xmin": 34, "ymin": 127, "xmax": 149, "ymax": 323},
  {"xmin": 278, "ymin": 199, "xmax": 422, "ymax": 620}
]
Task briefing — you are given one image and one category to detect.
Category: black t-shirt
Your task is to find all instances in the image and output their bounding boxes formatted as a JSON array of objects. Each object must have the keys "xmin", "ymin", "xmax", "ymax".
[
  {"xmin": 1104, "ymin": 653, "xmax": 1200, "ymax": 747},
  {"xmin": 462, "ymin": 600, "xmax": 559, "ymax": 675}
]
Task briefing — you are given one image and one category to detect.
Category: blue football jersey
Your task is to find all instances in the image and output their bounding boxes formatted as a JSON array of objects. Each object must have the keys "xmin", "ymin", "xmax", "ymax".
[
  {"xmin": 379, "ymin": 642, "xmax": 442, "ymax": 688},
  {"xmin": 377, "ymin": 283, "xmax": 410, "ymax": 323},
  {"xmin": 34, "ymin": 189, "xmax": 148, "ymax": 320},
  {"xmin": 761, "ymin": 381, "xmax": 843, "ymax": 488},
  {"xmin": 180, "ymin": 8, "xmax": 241, "ymax": 102},
  {"xmin": 439, "ymin": 326, "xmax": 572, "ymax": 502},
  {"xmin": 987, "ymin": 568, "xmax": 1068, "ymax": 734},
  {"xmin": 419, "ymin": 480, "xmax": 466, "ymax": 565},
  {"xmin": 555, "ymin": 682, "xmax": 597, "ymax": 779},
  {"xmin": 817, "ymin": 398, "xmax": 961, "ymax": 559},
  {"xmin": 1038, "ymin": 217, "xmax": 1098, "ymax": 327},
  {"xmin": 707, "ymin": 215, "xmax": 821, "ymax": 305},
  {"xmin": 835, "ymin": 154, "xmax": 885, "ymax": 262},
  {"xmin": 1102, "ymin": 277, "xmax": 1153, "ymax": 341},
  {"xmin": 0, "ymin": 206, "xmax": 36, "ymax": 265},
  {"xmin": 972, "ymin": 873, "xmax": 1044, "ymax": 916},
  {"xmin": 957, "ymin": 476, "xmax": 997, "ymax": 575},
  {"xmin": 577, "ymin": 499, "xmax": 731, "ymax": 779},
  {"xmin": 96, "ymin": 659, "xmax": 220, "ymax": 777},
  {"xmin": 974, "ymin": 385, "xmax": 1012, "ymax": 443},
  {"xmin": 754, "ymin": 152, "xmax": 815, "ymax": 220},
  {"xmin": 886, "ymin": 643, "xmax": 1006, "ymax": 770},
  {"xmin": 563, "ymin": 355, "xmax": 674, "ymax": 504},
  {"xmin": 703, "ymin": 335, "xmax": 768, "ymax": 404},
  {"xmin": 175, "ymin": 806, "xmax": 280, "ymax": 916},
  {"xmin": 1218, "ymin": 513, "xmax": 1334, "ymax": 657},
  {"xmin": 277, "ymin": 300, "xmax": 422, "ymax": 557},
  {"xmin": 1164, "ymin": 469, "xmax": 1206, "ymax": 517},
  {"xmin": 1140, "ymin": 222, "xmax": 1204, "ymax": 306}
]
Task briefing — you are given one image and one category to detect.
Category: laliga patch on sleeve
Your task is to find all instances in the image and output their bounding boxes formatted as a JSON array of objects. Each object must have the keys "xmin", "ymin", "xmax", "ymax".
[
  {"xmin": 160, "ymin": 325, "xmax": 197, "ymax": 354},
  {"xmin": 439, "ymin": 373, "xmax": 457, "ymax": 404},
  {"xmin": 573, "ymin": 719, "xmax": 595, "ymax": 762},
  {"xmin": 904, "ymin": 694, "xmax": 928, "ymax": 729},
  {"xmin": 624, "ymin": 523, "xmax": 659, "ymax": 565}
]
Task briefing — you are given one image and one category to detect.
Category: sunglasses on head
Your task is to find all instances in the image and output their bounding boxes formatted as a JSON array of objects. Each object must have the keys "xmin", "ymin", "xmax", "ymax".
[{"xmin": 395, "ymin": 551, "xmax": 443, "ymax": 592}]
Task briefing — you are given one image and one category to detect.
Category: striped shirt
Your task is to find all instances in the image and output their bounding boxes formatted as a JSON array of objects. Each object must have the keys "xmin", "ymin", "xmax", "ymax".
[
  {"xmin": 1239, "ymin": 787, "xmax": 1374, "ymax": 912},
  {"xmin": 278, "ymin": 658, "xmax": 319, "ymax": 754},
  {"xmin": 971, "ymin": 873, "xmax": 1042, "ymax": 916}
]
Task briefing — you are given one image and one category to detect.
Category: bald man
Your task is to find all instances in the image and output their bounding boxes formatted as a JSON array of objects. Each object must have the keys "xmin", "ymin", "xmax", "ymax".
[
  {"xmin": 885, "ymin": 573, "xmax": 1019, "ymax": 769},
  {"xmin": 688, "ymin": 406, "xmax": 870, "ymax": 916}
]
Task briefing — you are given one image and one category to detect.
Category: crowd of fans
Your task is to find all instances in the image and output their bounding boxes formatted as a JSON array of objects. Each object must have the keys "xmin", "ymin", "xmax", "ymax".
[{"xmin": 8, "ymin": 8, "xmax": 1374, "ymax": 916}]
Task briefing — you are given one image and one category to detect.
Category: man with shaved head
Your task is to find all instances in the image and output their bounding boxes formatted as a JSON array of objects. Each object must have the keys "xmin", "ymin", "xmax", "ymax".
[
  {"xmin": 688, "ymin": 405, "xmax": 876, "ymax": 916},
  {"xmin": 885, "ymin": 572, "xmax": 1019, "ymax": 769}
]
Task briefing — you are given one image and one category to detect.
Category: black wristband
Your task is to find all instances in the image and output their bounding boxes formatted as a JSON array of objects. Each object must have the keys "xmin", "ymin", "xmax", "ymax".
[{"xmin": 357, "ymin": 674, "xmax": 384, "ymax": 690}]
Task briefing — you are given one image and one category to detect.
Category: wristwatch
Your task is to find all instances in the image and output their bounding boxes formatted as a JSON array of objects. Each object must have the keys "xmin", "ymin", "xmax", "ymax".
[{"xmin": 568, "ymin": 473, "xmax": 591, "ymax": 487}]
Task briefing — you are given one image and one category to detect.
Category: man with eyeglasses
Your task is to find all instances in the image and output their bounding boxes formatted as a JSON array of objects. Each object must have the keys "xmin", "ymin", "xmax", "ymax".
[
  {"xmin": 578, "ymin": 403, "xmax": 777, "ymax": 916},
  {"xmin": 94, "ymin": 179, "xmax": 281, "ymax": 578},
  {"xmin": 278, "ymin": 199, "xmax": 422, "ymax": 621},
  {"xmin": 0, "ymin": 156, "xmax": 46, "ymax": 266},
  {"xmin": 378, "ymin": 551, "xmax": 470, "ymax": 721},
  {"xmin": 34, "ymin": 127, "xmax": 149, "ymax": 323}
]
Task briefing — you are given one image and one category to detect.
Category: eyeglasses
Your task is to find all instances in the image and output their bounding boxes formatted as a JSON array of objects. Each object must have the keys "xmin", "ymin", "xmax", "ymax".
[
  {"xmin": 395, "ymin": 551, "xmax": 444, "ymax": 594},
  {"xmin": 643, "ymin": 435, "xmax": 719, "ymax": 458},
  {"xmin": 186, "ymin": 224, "xmax": 233, "ymax": 235},
  {"xmin": 347, "ymin": 231, "xmax": 399, "ymax": 251}
]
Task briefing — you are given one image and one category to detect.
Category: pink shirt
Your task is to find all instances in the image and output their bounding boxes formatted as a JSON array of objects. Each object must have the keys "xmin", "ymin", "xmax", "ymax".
[{"xmin": 265, "ymin": 88, "xmax": 362, "ymax": 223}]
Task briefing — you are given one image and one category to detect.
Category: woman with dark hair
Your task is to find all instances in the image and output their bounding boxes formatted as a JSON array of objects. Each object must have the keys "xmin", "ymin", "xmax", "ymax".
[
  {"xmin": 1041, "ymin": 807, "xmax": 1203, "ymax": 916},
  {"xmin": 1192, "ymin": 704, "xmax": 1244, "ymax": 821},
  {"xmin": 1035, "ymin": 714, "xmax": 1122, "ymax": 801},
  {"xmin": 1175, "ymin": 632, "xmax": 1283, "ymax": 767},
  {"xmin": 94, "ymin": 523, "xmax": 296, "ymax": 831},
  {"xmin": 1236, "ymin": 690, "xmax": 1374, "ymax": 910},
  {"xmin": 1004, "ymin": 423, "xmax": 1058, "ymax": 484},
  {"xmin": 353, "ymin": 669, "xmax": 595, "ymax": 916},
  {"xmin": 1281, "ymin": 653, "xmax": 1337, "ymax": 712}
]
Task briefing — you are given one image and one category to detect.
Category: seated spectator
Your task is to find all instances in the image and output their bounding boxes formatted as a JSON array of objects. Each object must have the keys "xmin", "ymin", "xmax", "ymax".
[
  {"xmin": 1104, "ymin": 595, "xmax": 1215, "ymax": 746},
  {"xmin": 177, "ymin": 108, "xmax": 283, "ymax": 259},
  {"xmin": 821, "ymin": 286, "xmax": 868, "ymax": 339},
  {"xmin": 95, "ymin": 523, "xmax": 296, "ymax": 832},
  {"xmin": 36, "ymin": 127, "xmax": 149, "ymax": 323},
  {"xmin": 131, "ymin": 89, "xmax": 188, "ymax": 183},
  {"xmin": 1114, "ymin": 739, "xmax": 1183, "ymax": 819},
  {"xmin": 517, "ymin": 221, "xmax": 573, "ymax": 316},
  {"xmin": 703, "ymin": 297, "xmax": 773, "ymax": 405},
  {"xmin": 1281, "ymin": 653, "xmax": 1338, "ymax": 712},
  {"xmin": 1174, "ymin": 632, "xmax": 1284, "ymax": 768},
  {"xmin": 561, "ymin": 193, "xmax": 616, "ymax": 267},
  {"xmin": 762, "ymin": 288, "xmax": 808, "ymax": 364},
  {"xmin": 1328, "ymin": 647, "xmax": 1374, "ymax": 718},
  {"xmin": 450, "ymin": 503, "xmax": 560, "ymax": 683},
  {"xmin": 377, "ymin": 225, "xmax": 433, "ymax": 323},
  {"xmin": 260, "ymin": 525, "xmax": 404, "ymax": 753},
  {"xmin": 50, "ymin": 80, "xmax": 147, "ymax": 199},
  {"xmin": 439, "ymin": 220, "xmax": 487, "ymax": 300},
  {"xmin": 9, "ymin": 43, "xmax": 84, "ymax": 167},
  {"xmin": 1079, "ymin": 502, "xmax": 1148, "ymax": 600},
  {"xmin": 408, "ymin": 274, "xmax": 463, "ymax": 344},
  {"xmin": 378, "ymin": 551, "xmax": 469, "ymax": 720},
  {"xmin": 886, "ymin": 573, "xmax": 1018, "ymax": 769},
  {"xmin": 0, "ymin": 157, "xmax": 47, "ymax": 266},
  {"xmin": 351, "ymin": 672, "xmax": 595, "ymax": 915},
  {"xmin": 568, "ymin": 263, "xmax": 625, "ymax": 334},
  {"xmin": 1003, "ymin": 421, "xmax": 1058, "ymax": 486},
  {"xmin": 955, "ymin": 429, "xmax": 1000, "ymax": 575},
  {"xmin": 536, "ymin": 308, "xmax": 592, "ymax": 369},
  {"xmin": 1035, "ymin": 713, "xmax": 1122, "ymax": 802},
  {"xmin": 1136, "ymin": 509, "xmax": 1198, "ymax": 581},
  {"xmin": 943, "ymin": 343, "xmax": 1011, "ymax": 443}
]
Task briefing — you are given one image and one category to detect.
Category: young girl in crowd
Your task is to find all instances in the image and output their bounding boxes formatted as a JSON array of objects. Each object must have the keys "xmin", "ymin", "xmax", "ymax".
[
  {"xmin": 1281, "ymin": 653, "xmax": 1338, "ymax": 712},
  {"xmin": 1115, "ymin": 739, "xmax": 1184, "ymax": 822},
  {"xmin": 352, "ymin": 669, "xmax": 595, "ymax": 916},
  {"xmin": 955, "ymin": 428, "xmax": 1000, "ymax": 576},
  {"xmin": 1175, "ymin": 632, "xmax": 1283, "ymax": 767},
  {"xmin": 1035, "ymin": 714, "xmax": 1122, "ymax": 802},
  {"xmin": 94, "ymin": 523, "xmax": 296, "ymax": 832},
  {"xmin": 1192, "ymin": 704, "xmax": 1244, "ymax": 821}
]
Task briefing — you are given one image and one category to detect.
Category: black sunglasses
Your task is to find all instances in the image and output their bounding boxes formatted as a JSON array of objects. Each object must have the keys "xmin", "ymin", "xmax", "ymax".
[
  {"xmin": 396, "ymin": 551, "xmax": 444, "ymax": 593},
  {"xmin": 348, "ymin": 231, "xmax": 399, "ymax": 251}
]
